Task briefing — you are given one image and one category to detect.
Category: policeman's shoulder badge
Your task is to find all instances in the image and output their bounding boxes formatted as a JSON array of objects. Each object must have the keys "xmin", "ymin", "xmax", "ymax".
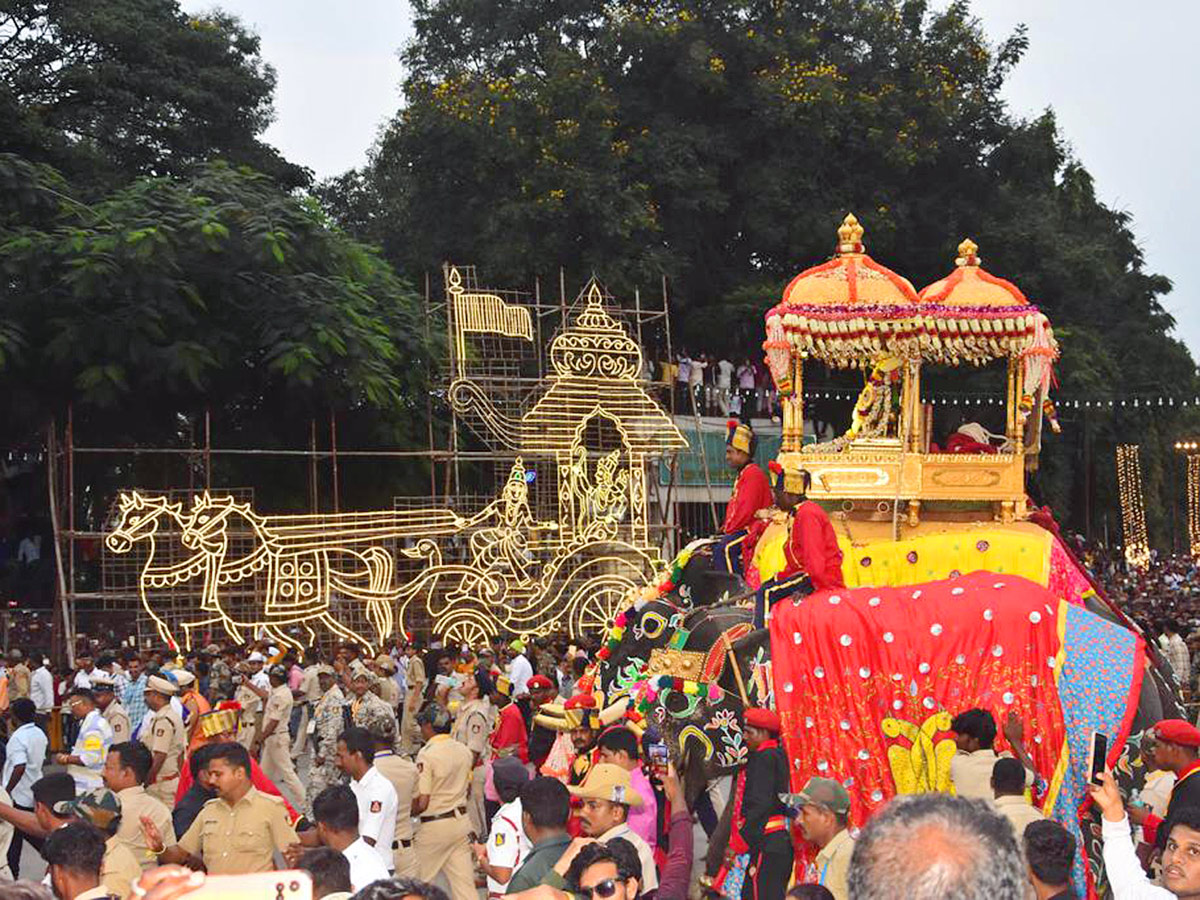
[
  {"xmin": 370, "ymin": 800, "xmax": 382, "ymax": 813},
  {"xmin": 495, "ymin": 833, "xmax": 505, "ymax": 846}
]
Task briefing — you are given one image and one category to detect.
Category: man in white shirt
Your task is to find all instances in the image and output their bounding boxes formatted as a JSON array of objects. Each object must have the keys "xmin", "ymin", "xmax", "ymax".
[
  {"xmin": 30, "ymin": 659, "xmax": 53, "ymax": 730},
  {"xmin": 1091, "ymin": 769, "xmax": 1200, "ymax": 898},
  {"xmin": 471, "ymin": 756, "xmax": 532, "ymax": 897},
  {"xmin": 308, "ymin": 784, "xmax": 390, "ymax": 891},
  {"xmin": 72, "ymin": 654, "xmax": 96, "ymax": 690},
  {"xmin": 1160, "ymin": 619, "xmax": 1192, "ymax": 689},
  {"xmin": 716, "ymin": 357, "xmax": 735, "ymax": 415},
  {"xmin": 4, "ymin": 698, "xmax": 46, "ymax": 877},
  {"xmin": 55, "ymin": 688, "xmax": 113, "ymax": 793},
  {"xmin": 508, "ymin": 641, "xmax": 533, "ymax": 700},
  {"xmin": 337, "ymin": 727, "xmax": 396, "ymax": 874}
]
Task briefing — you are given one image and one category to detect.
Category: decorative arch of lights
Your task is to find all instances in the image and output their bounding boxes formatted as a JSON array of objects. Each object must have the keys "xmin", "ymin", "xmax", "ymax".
[{"xmin": 104, "ymin": 268, "xmax": 686, "ymax": 651}]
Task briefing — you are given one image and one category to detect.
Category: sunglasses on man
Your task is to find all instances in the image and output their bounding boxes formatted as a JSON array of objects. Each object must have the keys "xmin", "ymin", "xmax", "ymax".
[{"xmin": 577, "ymin": 879, "xmax": 623, "ymax": 899}]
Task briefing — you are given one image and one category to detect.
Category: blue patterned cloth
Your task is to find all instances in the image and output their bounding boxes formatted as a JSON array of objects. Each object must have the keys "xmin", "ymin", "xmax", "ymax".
[
  {"xmin": 1053, "ymin": 602, "xmax": 1142, "ymax": 897},
  {"xmin": 720, "ymin": 853, "xmax": 749, "ymax": 899}
]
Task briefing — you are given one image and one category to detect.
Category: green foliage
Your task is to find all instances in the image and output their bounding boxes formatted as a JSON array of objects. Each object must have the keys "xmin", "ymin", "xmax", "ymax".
[
  {"xmin": 323, "ymin": 0, "xmax": 1198, "ymax": 544},
  {"xmin": 0, "ymin": 0, "xmax": 308, "ymax": 190},
  {"xmin": 0, "ymin": 156, "xmax": 436, "ymax": 461}
]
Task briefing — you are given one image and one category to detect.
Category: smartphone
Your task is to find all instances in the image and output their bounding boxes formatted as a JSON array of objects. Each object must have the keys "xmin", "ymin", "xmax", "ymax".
[
  {"xmin": 647, "ymin": 741, "xmax": 669, "ymax": 767},
  {"xmin": 187, "ymin": 870, "xmax": 312, "ymax": 900},
  {"xmin": 1090, "ymin": 731, "xmax": 1109, "ymax": 784}
]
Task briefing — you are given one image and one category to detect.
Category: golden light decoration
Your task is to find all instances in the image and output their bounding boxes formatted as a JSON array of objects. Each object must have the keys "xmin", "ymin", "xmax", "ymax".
[
  {"xmin": 1116, "ymin": 444, "xmax": 1151, "ymax": 569},
  {"xmin": 1187, "ymin": 454, "xmax": 1200, "ymax": 558},
  {"xmin": 104, "ymin": 270, "xmax": 686, "ymax": 649},
  {"xmin": 105, "ymin": 490, "xmax": 466, "ymax": 653}
]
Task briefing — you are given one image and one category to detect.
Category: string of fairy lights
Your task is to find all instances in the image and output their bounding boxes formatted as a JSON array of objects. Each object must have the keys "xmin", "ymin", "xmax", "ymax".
[
  {"xmin": 1116, "ymin": 444, "xmax": 1151, "ymax": 568},
  {"xmin": 801, "ymin": 388, "xmax": 1200, "ymax": 409},
  {"xmin": 1188, "ymin": 454, "xmax": 1200, "ymax": 558}
]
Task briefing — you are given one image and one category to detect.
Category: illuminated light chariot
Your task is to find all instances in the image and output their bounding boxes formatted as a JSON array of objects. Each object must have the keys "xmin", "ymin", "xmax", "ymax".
[{"xmin": 105, "ymin": 269, "xmax": 684, "ymax": 651}]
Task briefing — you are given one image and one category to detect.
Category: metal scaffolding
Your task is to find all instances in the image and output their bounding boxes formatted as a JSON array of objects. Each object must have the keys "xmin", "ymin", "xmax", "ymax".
[{"xmin": 40, "ymin": 267, "xmax": 684, "ymax": 659}]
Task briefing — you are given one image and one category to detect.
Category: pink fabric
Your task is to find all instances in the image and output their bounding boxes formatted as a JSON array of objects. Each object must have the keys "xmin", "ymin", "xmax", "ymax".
[
  {"xmin": 287, "ymin": 664, "xmax": 303, "ymax": 691},
  {"xmin": 1048, "ymin": 538, "xmax": 1095, "ymax": 607},
  {"xmin": 627, "ymin": 767, "xmax": 658, "ymax": 852}
]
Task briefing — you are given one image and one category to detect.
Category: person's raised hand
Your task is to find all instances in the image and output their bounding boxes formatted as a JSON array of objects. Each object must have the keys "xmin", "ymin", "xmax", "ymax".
[
  {"xmin": 661, "ymin": 761, "xmax": 683, "ymax": 808},
  {"xmin": 282, "ymin": 842, "xmax": 305, "ymax": 867},
  {"xmin": 1002, "ymin": 711, "xmax": 1025, "ymax": 746},
  {"xmin": 1088, "ymin": 770, "xmax": 1126, "ymax": 823},
  {"xmin": 552, "ymin": 836, "xmax": 596, "ymax": 876},
  {"xmin": 140, "ymin": 814, "xmax": 165, "ymax": 854}
]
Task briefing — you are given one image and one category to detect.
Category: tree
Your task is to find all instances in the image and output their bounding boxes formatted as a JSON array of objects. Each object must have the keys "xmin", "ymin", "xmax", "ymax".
[
  {"xmin": 0, "ymin": 155, "xmax": 436, "ymax": 502},
  {"xmin": 327, "ymin": 0, "xmax": 1197, "ymax": 543},
  {"xmin": 0, "ymin": 0, "xmax": 308, "ymax": 190}
]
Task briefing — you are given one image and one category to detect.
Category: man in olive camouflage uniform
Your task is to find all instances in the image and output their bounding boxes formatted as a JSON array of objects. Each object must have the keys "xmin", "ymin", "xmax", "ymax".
[
  {"xmin": 307, "ymin": 665, "xmax": 347, "ymax": 814},
  {"xmin": 349, "ymin": 669, "xmax": 395, "ymax": 732},
  {"xmin": 207, "ymin": 647, "xmax": 235, "ymax": 703}
]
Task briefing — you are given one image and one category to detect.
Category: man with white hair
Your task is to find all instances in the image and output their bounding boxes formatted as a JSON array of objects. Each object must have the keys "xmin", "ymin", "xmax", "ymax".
[{"xmin": 848, "ymin": 793, "xmax": 1026, "ymax": 900}]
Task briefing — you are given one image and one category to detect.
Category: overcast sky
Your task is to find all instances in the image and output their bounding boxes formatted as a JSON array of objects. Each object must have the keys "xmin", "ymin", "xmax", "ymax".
[{"xmin": 180, "ymin": 0, "xmax": 1199, "ymax": 356}]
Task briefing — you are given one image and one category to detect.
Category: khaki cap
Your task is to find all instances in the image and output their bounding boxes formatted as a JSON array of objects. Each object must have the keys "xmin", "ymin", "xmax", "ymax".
[
  {"xmin": 145, "ymin": 675, "xmax": 179, "ymax": 695},
  {"xmin": 567, "ymin": 763, "xmax": 643, "ymax": 808}
]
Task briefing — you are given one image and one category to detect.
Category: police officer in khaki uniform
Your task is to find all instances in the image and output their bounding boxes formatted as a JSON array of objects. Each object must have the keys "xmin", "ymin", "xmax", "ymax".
[
  {"xmin": 361, "ymin": 698, "xmax": 418, "ymax": 877},
  {"xmin": 141, "ymin": 675, "xmax": 186, "ymax": 806},
  {"xmin": 101, "ymin": 740, "xmax": 175, "ymax": 870},
  {"xmin": 399, "ymin": 643, "xmax": 426, "ymax": 755},
  {"xmin": 255, "ymin": 664, "xmax": 307, "ymax": 808},
  {"xmin": 7, "ymin": 651, "xmax": 29, "ymax": 701},
  {"xmin": 234, "ymin": 652, "xmax": 267, "ymax": 749},
  {"xmin": 141, "ymin": 742, "xmax": 299, "ymax": 874},
  {"xmin": 292, "ymin": 649, "xmax": 324, "ymax": 759},
  {"xmin": 90, "ymin": 674, "xmax": 131, "ymax": 745},
  {"xmin": 413, "ymin": 702, "xmax": 475, "ymax": 900},
  {"xmin": 451, "ymin": 671, "xmax": 492, "ymax": 839},
  {"xmin": 373, "ymin": 655, "xmax": 400, "ymax": 712}
]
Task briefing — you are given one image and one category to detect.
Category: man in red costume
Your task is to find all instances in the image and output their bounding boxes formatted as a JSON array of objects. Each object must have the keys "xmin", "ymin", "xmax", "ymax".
[
  {"xmin": 725, "ymin": 707, "xmax": 792, "ymax": 900},
  {"xmin": 714, "ymin": 421, "xmax": 774, "ymax": 576},
  {"xmin": 753, "ymin": 460, "xmax": 844, "ymax": 628}
]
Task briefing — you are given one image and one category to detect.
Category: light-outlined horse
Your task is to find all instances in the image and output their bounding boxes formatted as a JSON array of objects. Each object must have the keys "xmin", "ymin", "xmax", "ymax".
[
  {"xmin": 105, "ymin": 491, "xmax": 241, "ymax": 649},
  {"xmin": 180, "ymin": 493, "xmax": 401, "ymax": 653}
]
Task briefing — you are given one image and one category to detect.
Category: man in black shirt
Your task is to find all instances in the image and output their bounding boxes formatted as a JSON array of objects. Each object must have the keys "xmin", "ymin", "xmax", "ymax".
[{"xmin": 729, "ymin": 707, "xmax": 793, "ymax": 900}]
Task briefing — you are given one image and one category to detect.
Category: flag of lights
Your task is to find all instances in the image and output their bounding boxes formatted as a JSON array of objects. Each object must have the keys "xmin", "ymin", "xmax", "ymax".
[{"xmin": 1116, "ymin": 444, "xmax": 1150, "ymax": 569}]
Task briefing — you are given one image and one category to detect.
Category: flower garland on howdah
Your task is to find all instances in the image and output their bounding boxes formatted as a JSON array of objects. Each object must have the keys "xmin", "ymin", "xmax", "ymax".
[
  {"xmin": 586, "ymin": 543, "xmax": 734, "ymax": 736},
  {"xmin": 595, "ymin": 543, "xmax": 695, "ymax": 665}
]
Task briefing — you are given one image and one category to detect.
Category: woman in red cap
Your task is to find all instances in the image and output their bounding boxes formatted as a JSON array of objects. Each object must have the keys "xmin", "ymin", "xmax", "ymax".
[
  {"xmin": 1130, "ymin": 719, "xmax": 1200, "ymax": 848},
  {"xmin": 723, "ymin": 706, "xmax": 793, "ymax": 900}
]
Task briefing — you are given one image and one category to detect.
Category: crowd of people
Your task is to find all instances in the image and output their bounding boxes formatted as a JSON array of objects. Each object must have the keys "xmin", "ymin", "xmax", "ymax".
[
  {"xmin": 642, "ymin": 353, "xmax": 779, "ymax": 421},
  {"xmin": 0, "ymin": 632, "xmax": 1191, "ymax": 900}
]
